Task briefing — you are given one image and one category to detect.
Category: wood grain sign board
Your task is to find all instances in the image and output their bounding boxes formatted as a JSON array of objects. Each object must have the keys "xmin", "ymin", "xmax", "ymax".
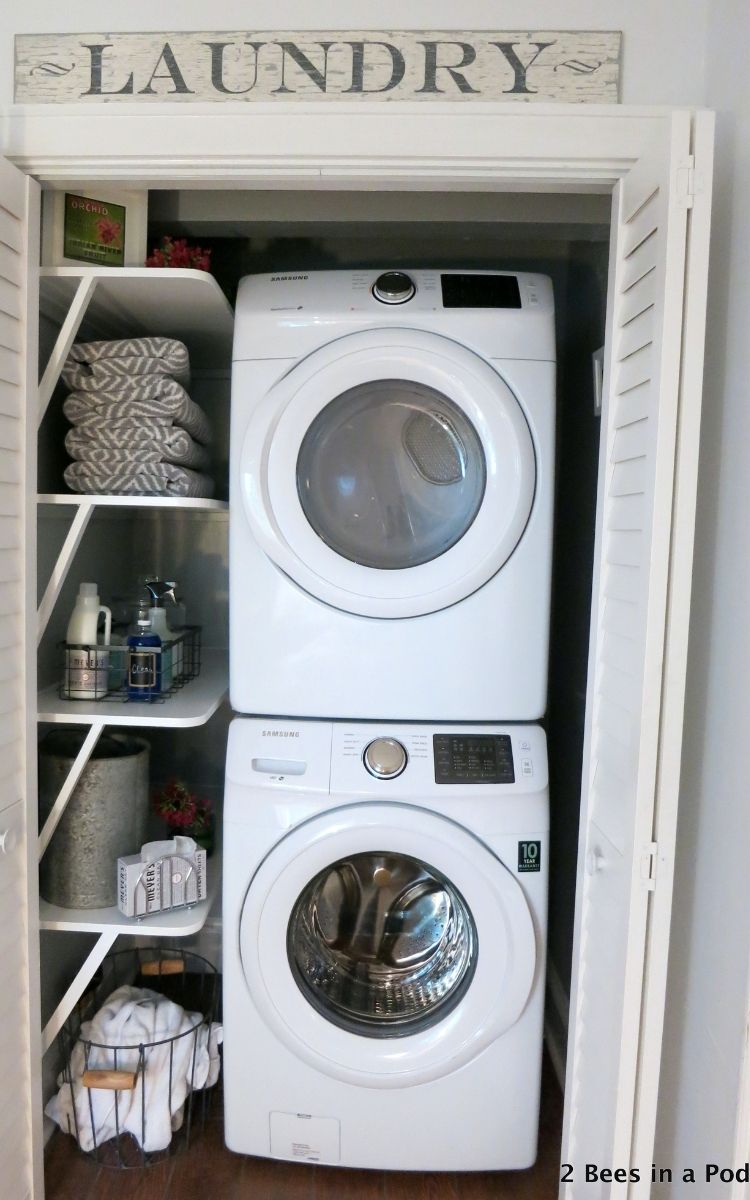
[{"xmin": 15, "ymin": 31, "xmax": 621, "ymax": 103}]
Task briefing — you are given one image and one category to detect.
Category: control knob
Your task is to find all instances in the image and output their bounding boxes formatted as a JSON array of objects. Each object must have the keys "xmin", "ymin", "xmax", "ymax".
[
  {"xmin": 372, "ymin": 271, "xmax": 416, "ymax": 305},
  {"xmin": 364, "ymin": 737, "xmax": 408, "ymax": 779}
]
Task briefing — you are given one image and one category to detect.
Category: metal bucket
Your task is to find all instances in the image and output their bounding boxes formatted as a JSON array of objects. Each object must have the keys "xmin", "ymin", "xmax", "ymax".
[{"xmin": 39, "ymin": 731, "xmax": 150, "ymax": 909}]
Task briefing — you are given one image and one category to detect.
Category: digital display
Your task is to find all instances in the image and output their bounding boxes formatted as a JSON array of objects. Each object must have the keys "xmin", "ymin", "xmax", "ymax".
[
  {"xmin": 433, "ymin": 734, "xmax": 515, "ymax": 784},
  {"xmin": 441, "ymin": 274, "xmax": 522, "ymax": 309}
]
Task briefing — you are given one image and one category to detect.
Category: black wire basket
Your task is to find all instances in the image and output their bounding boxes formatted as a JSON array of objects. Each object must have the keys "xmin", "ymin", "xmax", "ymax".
[
  {"xmin": 54, "ymin": 947, "xmax": 220, "ymax": 1168},
  {"xmin": 59, "ymin": 624, "xmax": 202, "ymax": 704}
]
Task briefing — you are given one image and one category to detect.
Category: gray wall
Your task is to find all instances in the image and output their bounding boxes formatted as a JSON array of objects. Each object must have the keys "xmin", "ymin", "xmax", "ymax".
[{"xmin": 653, "ymin": 2, "xmax": 750, "ymax": 1193}]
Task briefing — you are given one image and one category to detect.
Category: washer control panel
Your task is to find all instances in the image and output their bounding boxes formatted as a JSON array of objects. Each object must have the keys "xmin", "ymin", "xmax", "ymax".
[
  {"xmin": 364, "ymin": 737, "xmax": 408, "ymax": 779},
  {"xmin": 433, "ymin": 734, "xmax": 515, "ymax": 784}
]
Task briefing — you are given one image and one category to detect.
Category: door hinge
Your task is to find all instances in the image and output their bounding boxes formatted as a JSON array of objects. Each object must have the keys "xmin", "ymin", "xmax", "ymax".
[
  {"xmin": 640, "ymin": 842, "xmax": 658, "ymax": 891},
  {"xmin": 676, "ymin": 156, "xmax": 696, "ymax": 209}
]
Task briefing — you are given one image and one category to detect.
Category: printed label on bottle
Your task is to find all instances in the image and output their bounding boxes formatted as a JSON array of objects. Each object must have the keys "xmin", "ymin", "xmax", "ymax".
[
  {"xmin": 128, "ymin": 651, "xmax": 158, "ymax": 689},
  {"xmin": 65, "ymin": 647, "xmax": 109, "ymax": 698}
]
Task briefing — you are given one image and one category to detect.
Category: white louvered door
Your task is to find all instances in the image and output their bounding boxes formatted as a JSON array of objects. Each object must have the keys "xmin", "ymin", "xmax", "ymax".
[
  {"xmin": 0, "ymin": 156, "xmax": 40, "ymax": 1199},
  {"xmin": 561, "ymin": 110, "xmax": 710, "ymax": 1197}
]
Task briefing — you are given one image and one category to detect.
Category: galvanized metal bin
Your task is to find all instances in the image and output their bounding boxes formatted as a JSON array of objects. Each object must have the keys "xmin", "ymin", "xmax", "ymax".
[{"xmin": 39, "ymin": 730, "xmax": 150, "ymax": 909}]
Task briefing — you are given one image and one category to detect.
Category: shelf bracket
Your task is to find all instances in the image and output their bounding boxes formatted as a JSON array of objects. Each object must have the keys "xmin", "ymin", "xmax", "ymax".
[
  {"xmin": 41, "ymin": 929, "xmax": 118, "ymax": 1054},
  {"xmin": 38, "ymin": 275, "xmax": 98, "ymax": 426},
  {"xmin": 37, "ymin": 500, "xmax": 95, "ymax": 643},
  {"xmin": 38, "ymin": 721, "xmax": 104, "ymax": 860}
]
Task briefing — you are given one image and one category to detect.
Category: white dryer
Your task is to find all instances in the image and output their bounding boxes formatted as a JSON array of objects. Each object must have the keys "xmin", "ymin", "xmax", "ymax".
[
  {"xmin": 222, "ymin": 717, "xmax": 548, "ymax": 1172},
  {"xmin": 230, "ymin": 269, "xmax": 555, "ymax": 721}
]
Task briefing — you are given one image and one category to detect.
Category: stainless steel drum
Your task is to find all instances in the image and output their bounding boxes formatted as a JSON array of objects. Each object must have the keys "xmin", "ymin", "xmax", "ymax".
[{"xmin": 287, "ymin": 850, "xmax": 477, "ymax": 1037}]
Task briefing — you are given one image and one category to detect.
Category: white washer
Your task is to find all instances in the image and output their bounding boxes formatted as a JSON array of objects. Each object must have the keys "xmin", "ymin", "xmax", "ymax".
[
  {"xmin": 223, "ymin": 717, "xmax": 548, "ymax": 1171},
  {"xmin": 230, "ymin": 269, "xmax": 555, "ymax": 721}
]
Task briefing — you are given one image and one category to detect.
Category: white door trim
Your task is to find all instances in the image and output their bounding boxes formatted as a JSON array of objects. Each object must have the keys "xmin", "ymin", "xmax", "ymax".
[{"xmin": 0, "ymin": 100, "xmax": 713, "ymax": 1196}]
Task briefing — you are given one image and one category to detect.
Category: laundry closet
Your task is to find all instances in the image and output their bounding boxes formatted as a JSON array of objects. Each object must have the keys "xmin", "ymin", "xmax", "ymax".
[
  {"xmin": 0, "ymin": 98, "xmax": 713, "ymax": 1198},
  {"xmin": 34, "ymin": 186, "xmax": 603, "ymax": 1151}
]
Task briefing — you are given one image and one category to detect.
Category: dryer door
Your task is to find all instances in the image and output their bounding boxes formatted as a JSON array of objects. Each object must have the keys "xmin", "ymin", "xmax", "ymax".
[
  {"xmin": 239, "ymin": 802, "xmax": 537, "ymax": 1088},
  {"xmin": 239, "ymin": 329, "xmax": 536, "ymax": 617}
]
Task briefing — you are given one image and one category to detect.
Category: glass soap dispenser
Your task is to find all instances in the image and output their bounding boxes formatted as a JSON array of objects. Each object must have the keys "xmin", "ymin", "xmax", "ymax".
[{"xmin": 127, "ymin": 599, "xmax": 161, "ymax": 701}]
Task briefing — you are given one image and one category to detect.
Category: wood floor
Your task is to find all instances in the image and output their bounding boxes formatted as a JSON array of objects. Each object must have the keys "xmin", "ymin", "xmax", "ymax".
[{"xmin": 45, "ymin": 1057, "xmax": 563, "ymax": 1200}]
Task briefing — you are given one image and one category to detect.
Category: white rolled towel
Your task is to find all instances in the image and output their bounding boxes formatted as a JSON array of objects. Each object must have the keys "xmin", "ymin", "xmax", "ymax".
[{"xmin": 45, "ymin": 985, "xmax": 223, "ymax": 1153}]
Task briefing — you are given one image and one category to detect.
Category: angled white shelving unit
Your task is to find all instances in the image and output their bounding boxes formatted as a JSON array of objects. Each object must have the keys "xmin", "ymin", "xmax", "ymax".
[{"xmin": 37, "ymin": 267, "xmax": 233, "ymax": 1057}]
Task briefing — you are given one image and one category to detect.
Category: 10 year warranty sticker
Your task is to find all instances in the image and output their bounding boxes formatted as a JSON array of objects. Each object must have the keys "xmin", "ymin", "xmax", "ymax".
[{"xmin": 518, "ymin": 841, "xmax": 541, "ymax": 872}]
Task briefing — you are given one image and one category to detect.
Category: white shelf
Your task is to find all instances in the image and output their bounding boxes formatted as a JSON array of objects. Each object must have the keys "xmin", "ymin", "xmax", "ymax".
[
  {"xmin": 39, "ymin": 850, "xmax": 221, "ymax": 935},
  {"xmin": 38, "ymin": 493, "xmax": 228, "ymax": 511},
  {"xmin": 39, "ymin": 267, "xmax": 234, "ymax": 369},
  {"xmin": 37, "ymin": 649, "xmax": 228, "ymax": 728}
]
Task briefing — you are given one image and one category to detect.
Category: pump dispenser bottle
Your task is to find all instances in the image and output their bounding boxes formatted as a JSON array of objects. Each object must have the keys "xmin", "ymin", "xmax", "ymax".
[{"xmin": 127, "ymin": 598, "xmax": 161, "ymax": 701}]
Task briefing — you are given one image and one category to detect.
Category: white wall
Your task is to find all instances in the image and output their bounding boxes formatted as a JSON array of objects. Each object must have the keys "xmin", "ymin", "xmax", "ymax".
[{"xmin": 1, "ymin": 0, "xmax": 708, "ymax": 107}]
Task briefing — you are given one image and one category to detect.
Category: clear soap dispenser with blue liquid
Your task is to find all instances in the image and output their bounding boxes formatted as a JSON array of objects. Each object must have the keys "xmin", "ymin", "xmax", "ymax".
[{"xmin": 127, "ymin": 598, "xmax": 161, "ymax": 701}]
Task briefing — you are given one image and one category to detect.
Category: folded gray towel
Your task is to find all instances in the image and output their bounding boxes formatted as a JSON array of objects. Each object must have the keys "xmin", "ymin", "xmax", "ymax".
[
  {"xmin": 63, "ymin": 379, "xmax": 212, "ymax": 446},
  {"xmin": 63, "ymin": 337, "xmax": 190, "ymax": 389},
  {"xmin": 65, "ymin": 423, "xmax": 211, "ymax": 471},
  {"xmin": 64, "ymin": 461, "xmax": 215, "ymax": 499}
]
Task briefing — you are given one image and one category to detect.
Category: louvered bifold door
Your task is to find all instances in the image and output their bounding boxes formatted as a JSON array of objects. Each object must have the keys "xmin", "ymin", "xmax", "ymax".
[
  {"xmin": 0, "ymin": 156, "xmax": 39, "ymax": 1199},
  {"xmin": 561, "ymin": 111, "xmax": 698, "ymax": 1198}
]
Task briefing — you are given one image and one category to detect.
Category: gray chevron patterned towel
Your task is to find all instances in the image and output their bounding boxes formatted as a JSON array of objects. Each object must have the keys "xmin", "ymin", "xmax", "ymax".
[
  {"xmin": 64, "ymin": 461, "xmax": 215, "ymax": 499},
  {"xmin": 65, "ymin": 425, "xmax": 211, "ymax": 471},
  {"xmin": 62, "ymin": 337, "xmax": 190, "ymax": 390},
  {"xmin": 63, "ymin": 379, "xmax": 212, "ymax": 446}
]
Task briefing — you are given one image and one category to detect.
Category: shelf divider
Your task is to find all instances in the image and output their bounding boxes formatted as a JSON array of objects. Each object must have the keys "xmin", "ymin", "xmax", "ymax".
[
  {"xmin": 37, "ymin": 499, "xmax": 94, "ymax": 643},
  {"xmin": 37, "ymin": 274, "xmax": 98, "ymax": 426},
  {"xmin": 38, "ymin": 722, "xmax": 104, "ymax": 861},
  {"xmin": 41, "ymin": 930, "xmax": 118, "ymax": 1054}
]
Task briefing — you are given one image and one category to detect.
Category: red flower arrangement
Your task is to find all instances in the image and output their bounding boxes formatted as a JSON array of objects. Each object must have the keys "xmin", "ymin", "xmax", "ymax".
[
  {"xmin": 145, "ymin": 236, "xmax": 212, "ymax": 271},
  {"xmin": 152, "ymin": 779, "xmax": 213, "ymax": 835}
]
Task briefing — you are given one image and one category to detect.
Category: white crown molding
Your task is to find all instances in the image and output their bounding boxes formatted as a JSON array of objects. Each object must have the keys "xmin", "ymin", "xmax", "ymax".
[{"xmin": 0, "ymin": 101, "xmax": 675, "ymax": 187}]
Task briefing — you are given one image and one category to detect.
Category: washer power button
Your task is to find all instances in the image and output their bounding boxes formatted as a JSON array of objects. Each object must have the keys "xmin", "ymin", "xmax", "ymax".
[
  {"xmin": 372, "ymin": 271, "xmax": 416, "ymax": 304},
  {"xmin": 364, "ymin": 738, "xmax": 408, "ymax": 779}
]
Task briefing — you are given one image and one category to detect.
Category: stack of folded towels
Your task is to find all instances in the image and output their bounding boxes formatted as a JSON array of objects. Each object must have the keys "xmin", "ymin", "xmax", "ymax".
[{"xmin": 62, "ymin": 336, "xmax": 215, "ymax": 498}]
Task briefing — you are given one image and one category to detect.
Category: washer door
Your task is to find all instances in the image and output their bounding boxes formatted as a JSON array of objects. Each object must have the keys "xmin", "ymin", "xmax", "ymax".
[
  {"xmin": 239, "ymin": 329, "xmax": 536, "ymax": 617},
  {"xmin": 239, "ymin": 803, "xmax": 536, "ymax": 1088}
]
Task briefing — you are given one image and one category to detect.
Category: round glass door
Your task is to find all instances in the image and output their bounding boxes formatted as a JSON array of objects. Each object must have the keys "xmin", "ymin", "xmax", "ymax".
[
  {"xmin": 240, "ymin": 803, "xmax": 537, "ymax": 1086},
  {"xmin": 296, "ymin": 382, "xmax": 486, "ymax": 570},
  {"xmin": 288, "ymin": 850, "xmax": 477, "ymax": 1037},
  {"xmin": 241, "ymin": 328, "xmax": 537, "ymax": 617}
]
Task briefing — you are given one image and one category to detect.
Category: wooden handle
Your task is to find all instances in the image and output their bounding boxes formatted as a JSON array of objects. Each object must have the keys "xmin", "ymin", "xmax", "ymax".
[
  {"xmin": 140, "ymin": 958, "xmax": 185, "ymax": 977},
  {"xmin": 82, "ymin": 1069, "xmax": 137, "ymax": 1091}
]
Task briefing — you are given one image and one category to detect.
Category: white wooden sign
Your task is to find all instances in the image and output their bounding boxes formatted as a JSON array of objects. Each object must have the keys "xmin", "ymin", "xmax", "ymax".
[{"xmin": 15, "ymin": 31, "xmax": 621, "ymax": 104}]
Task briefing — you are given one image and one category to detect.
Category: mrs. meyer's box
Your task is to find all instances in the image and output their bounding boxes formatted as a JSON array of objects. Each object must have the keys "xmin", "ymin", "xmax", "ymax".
[{"xmin": 118, "ymin": 837, "xmax": 206, "ymax": 918}]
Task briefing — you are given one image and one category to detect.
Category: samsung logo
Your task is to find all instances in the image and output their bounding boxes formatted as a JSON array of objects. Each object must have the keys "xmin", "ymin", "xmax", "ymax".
[
  {"xmin": 262, "ymin": 730, "xmax": 300, "ymax": 738},
  {"xmin": 270, "ymin": 275, "xmax": 308, "ymax": 282}
]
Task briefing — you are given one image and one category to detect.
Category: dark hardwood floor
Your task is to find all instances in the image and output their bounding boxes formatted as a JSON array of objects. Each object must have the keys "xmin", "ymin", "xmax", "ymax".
[{"xmin": 45, "ymin": 1057, "xmax": 563, "ymax": 1199}]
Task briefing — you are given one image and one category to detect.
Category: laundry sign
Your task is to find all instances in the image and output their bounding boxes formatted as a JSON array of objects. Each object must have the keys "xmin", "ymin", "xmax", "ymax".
[{"xmin": 15, "ymin": 31, "xmax": 621, "ymax": 104}]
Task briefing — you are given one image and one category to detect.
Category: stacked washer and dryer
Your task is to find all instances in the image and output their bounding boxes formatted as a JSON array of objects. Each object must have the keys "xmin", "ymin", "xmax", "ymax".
[{"xmin": 223, "ymin": 269, "xmax": 556, "ymax": 1171}]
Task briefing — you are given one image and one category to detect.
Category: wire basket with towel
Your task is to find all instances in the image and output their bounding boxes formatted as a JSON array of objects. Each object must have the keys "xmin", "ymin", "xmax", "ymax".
[{"xmin": 46, "ymin": 948, "xmax": 222, "ymax": 1167}]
